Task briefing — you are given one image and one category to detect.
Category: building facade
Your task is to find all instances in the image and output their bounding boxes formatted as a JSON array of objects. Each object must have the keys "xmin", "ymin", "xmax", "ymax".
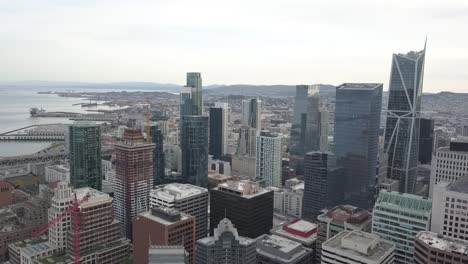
[
  {"xmin": 429, "ymin": 139, "xmax": 468, "ymax": 197},
  {"xmin": 133, "ymin": 207, "xmax": 196, "ymax": 264},
  {"xmin": 113, "ymin": 129, "xmax": 155, "ymax": 239},
  {"xmin": 196, "ymin": 218, "xmax": 257, "ymax": 264},
  {"xmin": 242, "ymin": 98, "xmax": 261, "ymax": 131},
  {"xmin": 302, "ymin": 151, "xmax": 343, "ymax": 220},
  {"xmin": 210, "ymin": 180, "xmax": 273, "ymax": 239},
  {"xmin": 150, "ymin": 183, "xmax": 208, "ymax": 240},
  {"xmin": 335, "ymin": 83, "xmax": 383, "ymax": 209},
  {"xmin": 256, "ymin": 131, "xmax": 282, "ymax": 187},
  {"xmin": 181, "ymin": 115, "xmax": 209, "ymax": 188},
  {"xmin": 372, "ymin": 190, "xmax": 432, "ymax": 264},
  {"xmin": 419, "ymin": 118, "xmax": 434, "ymax": 164},
  {"xmin": 431, "ymin": 175, "xmax": 468, "ymax": 240},
  {"xmin": 150, "ymin": 124, "xmax": 165, "ymax": 185},
  {"xmin": 383, "ymin": 45, "xmax": 426, "ymax": 193},
  {"xmin": 68, "ymin": 122, "xmax": 102, "ymax": 190},
  {"xmin": 186, "ymin": 72, "xmax": 203, "ymax": 116},
  {"xmin": 209, "ymin": 103, "xmax": 229, "ymax": 160}
]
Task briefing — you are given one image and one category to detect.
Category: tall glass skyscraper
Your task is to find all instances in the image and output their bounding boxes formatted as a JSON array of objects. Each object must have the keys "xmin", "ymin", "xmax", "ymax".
[
  {"xmin": 242, "ymin": 98, "xmax": 261, "ymax": 131},
  {"xmin": 209, "ymin": 103, "xmax": 228, "ymax": 160},
  {"xmin": 181, "ymin": 115, "xmax": 209, "ymax": 188},
  {"xmin": 68, "ymin": 122, "xmax": 102, "ymax": 190},
  {"xmin": 180, "ymin": 86, "xmax": 193, "ymax": 117},
  {"xmin": 384, "ymin": 44, "xmax": 426, "ymax": 193},
  {"xmin": 187, "ymin": 72, "xmax": 203, "ymax": 116},
  {"xmin": 335, "ymin": 83, "xmax": 383, "ymax": 209}
]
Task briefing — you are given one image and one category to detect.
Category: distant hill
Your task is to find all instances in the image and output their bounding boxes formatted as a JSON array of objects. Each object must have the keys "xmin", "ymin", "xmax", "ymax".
[
  {"xmin": 206, "ymin": 84, "xmax": 336, "ymax": 96},
  {"xmin": 0, "ymin": 81, "xmax": 181, "ymax": 92}
]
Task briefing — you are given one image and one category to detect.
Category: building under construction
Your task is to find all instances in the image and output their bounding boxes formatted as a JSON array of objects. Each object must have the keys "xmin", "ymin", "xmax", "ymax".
[
  {"xmin": 9, "ymin": 185, "xmax": 131, "ymax": 264},
  {"xmin": 113, "ymin": 128, "xmax": 155, "ymax": 239}
]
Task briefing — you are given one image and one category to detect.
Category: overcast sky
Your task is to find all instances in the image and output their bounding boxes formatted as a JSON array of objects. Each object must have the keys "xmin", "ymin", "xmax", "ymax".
[{"xmin": 1, "ymin": 0, "xmax": 467, "ymax": 92}]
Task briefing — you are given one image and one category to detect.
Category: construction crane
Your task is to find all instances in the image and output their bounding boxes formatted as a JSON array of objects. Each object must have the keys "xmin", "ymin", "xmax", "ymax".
[{"xmin": 33, "ymin": 192, "xmax": 90, "ymax": 264}]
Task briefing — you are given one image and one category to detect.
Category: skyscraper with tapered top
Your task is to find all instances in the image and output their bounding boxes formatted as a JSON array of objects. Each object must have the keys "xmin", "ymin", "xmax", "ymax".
[
  {"xmin": 186, "ymin": 72, "xmax": 203, "ymax": 116},
  {"xmin": 383, "ymin": 41, "xmax": 426, "ymax": 193}
]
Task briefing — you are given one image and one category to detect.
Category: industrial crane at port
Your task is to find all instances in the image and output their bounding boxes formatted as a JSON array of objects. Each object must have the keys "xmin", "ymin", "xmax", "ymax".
[{"xmin": 32, "ymin": 192, "xmax": 90, "ymax": 264}]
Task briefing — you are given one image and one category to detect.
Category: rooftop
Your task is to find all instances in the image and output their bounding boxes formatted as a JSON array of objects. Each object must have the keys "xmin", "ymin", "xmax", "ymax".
[
  {"xmin": 256, "ymin": 234, "xmax": 311, "ymax": 261},
  {"xmin": 376, "ymin": 190, "xmax": 432, "ymax": 212},
  {"xmin": 140, "ymin": 206, "xmax": 192, "ymax": 225},
  {"xmin": 396, "ymin": 49, "xmax": 425, "ymax": 60},
  {"xmin": 337, "ymin": 83, "xmax": 382, "ymax": 90},
  {"xmin": 46, "ymin": 164, "xmax": 70, "ymax": 174},
  {"xmin": 151, "ymin": 183, "xmax": 207, "ymax": 201},
  {"xmin": 197, "ymin": 218, "xmax": 255, "ymax": 246},
  {"xmin": 74, "ymin": 187, "xmax": 112, "ymax": 208},
  {"xmin": 319, "ymin": 205, "xmax": 372, "ymax": 226},
  {"xmin": 323, "ymin": 231, "xmax": 395, "ymax": 261},
  {"xmin": 216, "ymin": 180, "xmax": 271, "ymax": 199},
  {"xmin": 447, "ymin": 175, "xmax": 468, "ymax": 194},
  {"xmin": 417, "ymin": 231, "xmax": 468, "ymax": 255},
  {"xmin": 272, "ymin": 220, "xmax": 317, "ymax": 246}
]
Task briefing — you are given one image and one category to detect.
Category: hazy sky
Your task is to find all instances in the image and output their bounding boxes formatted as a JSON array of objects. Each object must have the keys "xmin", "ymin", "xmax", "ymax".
[{"xmin": 1, "ymin": 0, "xmax": 467, "ymax": 92}]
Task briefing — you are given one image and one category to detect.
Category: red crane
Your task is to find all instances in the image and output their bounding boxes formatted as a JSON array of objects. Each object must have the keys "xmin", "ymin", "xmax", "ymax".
[{"xmin": 33, "ymin": 192, "xmax": 90, "ymax": 264}]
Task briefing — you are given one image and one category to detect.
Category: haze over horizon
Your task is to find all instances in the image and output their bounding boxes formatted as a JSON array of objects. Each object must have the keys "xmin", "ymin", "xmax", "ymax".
[{"xmin": 1, "ymin": 0, "xmax": 467, "ymax": 93}]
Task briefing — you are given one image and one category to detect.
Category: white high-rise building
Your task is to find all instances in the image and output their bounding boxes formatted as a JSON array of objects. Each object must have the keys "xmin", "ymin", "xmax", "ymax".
[
  {"xmin": 256, "ymin": 131, "xmax": 282, "ymax": 188},
  {"xmin": 429, "ymin": 139, "xmax": 468, "ymax": 197},
  {"xmin": 45, "ymin": 165, "xmax": 70, "ymax": 184},
  {"xmin": 150, "ymin": 183, "xmax": 208, "ymax": 240},
  {"xmin": 48, "ymin": 182, "xmax": 73, "ymax": 251},
  {"xmin": 431, "ymin": 175, "xmax": 468, "ymax": 240}
]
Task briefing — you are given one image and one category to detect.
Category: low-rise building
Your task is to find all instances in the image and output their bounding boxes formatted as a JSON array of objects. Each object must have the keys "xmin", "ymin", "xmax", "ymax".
[
  {"xmin": 149, "ymin": 245, "xmax": 188, "ymax": 264},
  {"xmin": 45, "ymin": 164, "xmax": 70, "ymax": 184},
  {"xmin": 271, "ymin": 219, "xmax": 318, "ymax": 249},
  {"xmin": 256, "ymin": 234, "xmax": 313, "ymax": 264},
  {"xmin": 414, "ymin": 231, "xmax": 468, "ymax": 264},
  {"xmin": 8, "ymin": 236, "xmax": 59, "ymax": 264},
  {"xmin": 321, "ymin": 230, "xmax": 395, "ymax": 264}
]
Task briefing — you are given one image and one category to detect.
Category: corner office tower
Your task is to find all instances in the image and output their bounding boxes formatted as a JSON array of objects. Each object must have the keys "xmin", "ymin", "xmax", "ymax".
[{"xmin": 384, "ymin": 42, "xmax": 426, "ymax": 194}]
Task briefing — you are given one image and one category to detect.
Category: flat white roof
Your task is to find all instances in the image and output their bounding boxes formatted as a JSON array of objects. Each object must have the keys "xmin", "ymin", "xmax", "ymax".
[
  {"xmin": 288, "ymin": 220, "xmax": 317, "ymax": 233},
  {"xmin": 151, "ymin": 183, "xmax": 207, "ymax": 201}
]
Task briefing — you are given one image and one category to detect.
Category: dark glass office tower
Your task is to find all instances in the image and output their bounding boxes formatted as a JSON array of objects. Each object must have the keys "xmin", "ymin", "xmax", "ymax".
[
  {"xmin": 242, "ymin": 98, "xmax": 261, "ymax": 130},
  {"xmin": 150, "ymin": 125, "xmax": 165, "ymax": 185},
  {"xmin": 210, "ymin": 180, "xmax": 273, "ymax": 239},
  {"xmin": 419, "ymin": 118, "xmax": 434, "ymax": 164},
  {"xmin": 302, "ymin": 151, "xmax": 343, "ymax": 220},
  {"xmin": 209, "ymin": 107, "xmax": 224, "ymax": 160},
  {"xmin": 289, "ymin": 85, "xmax": 320, "ymax": 156},
  {"xmin": 181, "ymin": 115, "xmax": 209, "ymax": 188},
  {"xmin": 187, "ymin": 72, "xmax": 203, "ymax": 116},
  {"xmin": 68, "ymin": 122, "xmax": 102, "ymax": 190},
  {"xmin": 384, "ymin": 44, "xmax": 426, "ymax": 193},
  {"xmin": 335, "ymin": 83, "xmax": 383, "ymax": 209},
  {"xmin": 180, "ymin": 86, "xmax": 193, "ymax": 117}
]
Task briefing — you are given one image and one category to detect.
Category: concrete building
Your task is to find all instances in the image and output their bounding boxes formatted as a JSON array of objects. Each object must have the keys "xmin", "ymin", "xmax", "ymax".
[
  {"xmin": 302, "ymin": 151, "xmax": 343, "ymax": 220},
  {"xmin": 321, "ymin": 230, "xmax": 395, "ymax": 264},
  {"xmin": 271, "ymin": 219, "xmax": 318, "ymax": 249},
  {"xmin": 181, "ymin": 115, "xmax": 209, "ymax": 188},
  {"xmin": 414, "ymin": 231, "xmax": 468, "ymax": 264},
  {"xmin": 45, "ymin": 164, "xmax": 70, "ymax": 184},
  {"xmin": 384, "ymin": 45, "xmax": 426, "ymax": 193},
  {"xmin": 0, "ymin": 180, "xmax": 14, "ymax": 207},
  {"xmin": 236, "ymin": 126, "xmax": 257, "ymax": 158},
  {"xmin": 316, "ymin": 205, "xmax": 372, "ymax": 262},
  {"xmin": 101, "ymin": 159, "xmax": 115, "ymax": 194},
  {"xmin": 210, "ymin": 180, "xmax": 273, "ymax": 239},
  {"xmin": 150, "ymin": 183, "xmax": 208, "ymax": 240},
  {"xmin": 256, "ymin": 234, "xmax": 313, "ymax": 264},
  {"xmin": 48, "ymin": 182, "xmax": 73, "ymax": 251},
  {"xmin": 133, "ymin": 207, "xmax": 196, "ymax": 264},
  {"xmin": 431, "ymin": 175, "xmax": 468, "ymax": 240},
  {"xmin": 256, "ymin": 131, "xmax": 282, "ymax": 187},
  {"xmin": 164, "ymin": 143, "xmax": 182, "ymax": 173},
  {"xmin": 231, "ymin": 155, "xmax": 256, "ymax": 178},
  {"xmin": 267, "ymin": 179, "xmax": 304, "ymax": 218},
  {"xmin": 149, "ymin": 245, "xmax": 188, "ymax": 264},
  {"xmin": 114, "ymin": 128, "xmax": 155, "ymax": 239},
  {"xmin": 372, "ymin": 190, "xmax": 432, "ymax": 264},
  {"xmin": 335, "ymin": 83, "xmax": 383, "ymax": 209},
  {"xmin": 208, "ymin": 157, "xmax": 231, "ymax": 176},
  {"xmin": 8, "ymin": 236, "xmax": 59, "ymax": 264},
  {"xmin": 68, "ymin": 122, "xmax": 102, "ymax": 190},
  {"xmin": 196, "ymin": 218, "xmax": 257, "ymax": 264},
  {"xmin": 429, "ymin": 139, "xmax": 468, "ymax": 197}
]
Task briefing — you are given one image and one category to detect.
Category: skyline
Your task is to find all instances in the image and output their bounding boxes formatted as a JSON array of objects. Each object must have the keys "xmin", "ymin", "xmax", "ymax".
[{"xmin": 1, "ymin": 0, "xmax": 468, "ymax": 93}]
